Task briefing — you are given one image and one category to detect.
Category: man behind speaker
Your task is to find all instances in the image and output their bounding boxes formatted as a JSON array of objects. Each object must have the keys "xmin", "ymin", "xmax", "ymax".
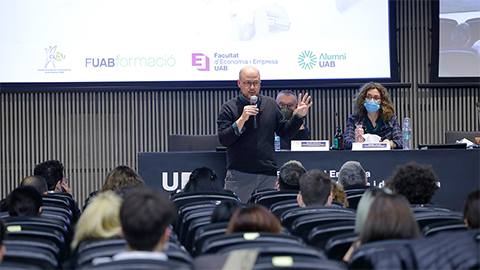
[
  {"xmin": 276, "ymin": 90, "xmax": 311, "ymax": 149},
  {"xmin": 217, "ymin": 65, "xmax": 312, "ymax": 202}
]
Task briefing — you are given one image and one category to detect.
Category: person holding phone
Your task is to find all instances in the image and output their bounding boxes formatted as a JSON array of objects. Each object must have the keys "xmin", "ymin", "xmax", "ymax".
[{"xmin": 34, "ymin": 159, "xmax": 72, "ymax": 194}]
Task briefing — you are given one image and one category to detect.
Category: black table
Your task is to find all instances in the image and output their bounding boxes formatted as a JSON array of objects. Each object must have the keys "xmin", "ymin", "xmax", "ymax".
[{"xmin": 138, "ymin": 149, "xmax": 480, "ymax": 211}]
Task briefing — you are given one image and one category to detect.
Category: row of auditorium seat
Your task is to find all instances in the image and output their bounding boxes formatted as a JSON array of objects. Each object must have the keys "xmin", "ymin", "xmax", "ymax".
[
  {"xmin": 0, "ymin": 189, "xmax": 471, "ymax": 269},
  {"xmin": 171, "ymin": 191, "xmax": 466, "ymax": 258}
]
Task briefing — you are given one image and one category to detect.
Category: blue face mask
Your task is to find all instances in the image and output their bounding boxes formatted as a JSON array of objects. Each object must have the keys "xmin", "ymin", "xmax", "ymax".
[{"xmin": 364, "ymin": 99, "xmax": 380, "ymax": 114}]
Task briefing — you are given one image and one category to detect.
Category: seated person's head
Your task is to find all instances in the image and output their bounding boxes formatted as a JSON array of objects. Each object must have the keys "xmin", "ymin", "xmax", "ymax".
[
  {"xmin": 71, "ymin": 191, "xmax": 123, "ymax": 249},
  {"xmin": 355, "ymin": 187, "xmax": 388, "ymax": 233},
  {"xmin": 451, "ymin": 22, "xmax": 471, "ymax": 47},
  {"xmin": 20, "ymin": 175, "xmax": 48, "ymax": 194},
  {"xmin": 0, "ymin": 219, "xmax": 6, "ymax": 262},
  {"xmin": 298, "ymin": 169, "xmax": 332, "ymax": 207},
  {"xmin": 389, "ymin": 162, "xmax": 439, "ymax": 205},
  {"xmin": 463, "ymin": 190, "xmax": 480, "ymax": 229},
  {"xmin": 276, "ymin": 160, "xmax": 306, "ymax": 191},
  {"xmin": 120, "ymin": 187, "xmax": 176, "ymax": 252},
  {"xmin": 183, "ymin": 167, "xmax": 224, "ymax": 193},
  {"xmin": 338, "ymin": 161, "xmax": 367, "ymax": 189},
  {"xmin": 101, "ymin": 165, "xmax": 144, "ymax": 192},
  {"xmin": 276, "ymin": 90, "xmax": 298, "ymax": 119},
  {"xmin": 8, "ymin": 186, "xmax": 43, "ymax": 216},
  {"xmin": 211, "ymin": 201, "xmax": 243, "ymax": 223},
  {"xmin": 227, "ymin": 204, "xmax": 282, "ymax": 234},
  {"xmin": 33, "ymin": 159, "xmax": 64, "ymax": 191},
  {"xmin": 359, "ymin": 193, "xmax": 421, "ymax": 244},
  {"xmin": 331, "ymin": 181, "xmax": 349, "ymax": 207}
]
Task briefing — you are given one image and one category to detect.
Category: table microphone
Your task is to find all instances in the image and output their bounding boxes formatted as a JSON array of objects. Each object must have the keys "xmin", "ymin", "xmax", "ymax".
[
  {"xmin": 476, "ymin": 102, "xmax": 480, "ymax": 130},
  {"xmin": 251, "ymin": 96, "xmax": 258, "ymax": 129}
]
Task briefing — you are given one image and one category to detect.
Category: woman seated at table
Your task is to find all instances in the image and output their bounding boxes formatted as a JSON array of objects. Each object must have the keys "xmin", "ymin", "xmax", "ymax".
[{"xmin": 344, "ymin": 82, "xmax": 403, "ymax": 149}]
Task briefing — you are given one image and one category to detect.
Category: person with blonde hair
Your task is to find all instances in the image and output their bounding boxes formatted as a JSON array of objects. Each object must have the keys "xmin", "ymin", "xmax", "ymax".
[
  {"xmin": 331, "ymin": 181, "xmax": 349, "ymax": 207},
  {"xmin": 101, "ymin": 165, "xmax": 144, "ymax": 192},
  {"xmin": 71, "ymin": 191, "xmax": 123, "ymax": 252}
]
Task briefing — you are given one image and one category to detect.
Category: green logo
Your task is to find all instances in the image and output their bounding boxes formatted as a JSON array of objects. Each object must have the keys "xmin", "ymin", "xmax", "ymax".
[{"xmin": 298, "ymin": 51, "xmax": 317, "ymax": 70}]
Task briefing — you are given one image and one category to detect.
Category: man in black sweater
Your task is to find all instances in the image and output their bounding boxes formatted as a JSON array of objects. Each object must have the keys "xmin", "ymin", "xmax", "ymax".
[{"xmin": 217, "ymin": 66, "xmax": 312, "ymax": 202}]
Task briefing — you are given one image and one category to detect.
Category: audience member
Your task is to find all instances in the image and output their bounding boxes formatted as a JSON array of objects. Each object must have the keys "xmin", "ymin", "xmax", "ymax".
[
  {"xmin": 0, "ymin": 219, "xmax": 6, "ymax": 263},
  {"xmin": 388, "ymin": 161, "xmax": 439, "ymax": 205},
  {"xmin": 275, "ymin": 160, "xmax": 306, "ymax": 191},
  {"xmin": 227, "ymin": 204, "xmax": 282, "ymax": 234},
  {"xmin": 355, "ymin": 187, "xmax": 388, "ymax": 233},
  {"xmin": 20, "ymin": 175, "xmax": 48, "ymax": 194},
  {"xmin": 338, "ymin": 161, "xmax": 368, "ymax": 190},
  {"xmin": 343, "ymin": 82, "xmax": 403, "ymax": 149},
  {"xmin": 183, "ymin": 167, "xmax": 224, "ymax": 193},
  {"xmin": 211, "ymin": 201, "xmax": 243, "ymax": 223},
  {"xmin": 8, "ymin": 186, "xmax": 43, "ymax": 216},
  {"xmin": 276, "ymin": 90, "xmax": 312, "ymax": 149},
  {"xmin": 34, "ymin": 159, "xmax": 71, "ymax": 194},
  {"xmin": 359, "ymin": 193, "xmax": 421, "ymax": 242},
  {"xmin": 463, "ymin": 189, "xmax": 479, "ymax": 229},
  {"xmin": 117, "ymin": 187, "xmax": 176, "ymax": 260},
  {"xmin": 92, "ymin": 187, "xmax": 176, "ymax": 266},
  {"xmin": 71, "ymin": 191, "xmax": 123, "ymax": 250},
  {"xmin": 101, "ymin": 165, "xmax": 144, "ymax": 192},
  {"xmin": 451, "ymin": 22, "xmax": 472, "ymax": 47},
  {"xmin": 297, "ymin": 169, "xmax": 332, "ymax": 207},
  {"xmin": 331, "ymin": 181, "xmax": 349, "ymax": 207},
  {"xmin": 344, "ymin": 193, "xmax": 421, "ymax": 262}
]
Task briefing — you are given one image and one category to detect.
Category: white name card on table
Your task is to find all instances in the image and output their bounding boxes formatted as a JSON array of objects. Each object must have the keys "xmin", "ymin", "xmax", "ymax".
[
  {"xmin": 291, "ymin": 140, "xmax": 330, "ymax": 151},
  {"xmin": 352, "ymin": 142, "xmax": 391, "ymax": 151}
]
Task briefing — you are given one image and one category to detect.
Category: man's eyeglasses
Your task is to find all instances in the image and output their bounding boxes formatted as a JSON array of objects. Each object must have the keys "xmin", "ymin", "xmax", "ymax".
[
  {"xmin": 365, "ymin": 95, "xmax": 382, "ymax": 101},
  {"xmin": 278, "ymin": 102, "xmax": 296, "ymax": 109},
  {"xmin": 242, "ymin": 80, "xmax": 261, "ymax": 87}
]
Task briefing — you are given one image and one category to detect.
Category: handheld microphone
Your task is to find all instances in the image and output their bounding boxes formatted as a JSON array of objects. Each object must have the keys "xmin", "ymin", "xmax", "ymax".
[{"xmin": 251, "ymin": 96, "xmax": 258, "ymax": 129}]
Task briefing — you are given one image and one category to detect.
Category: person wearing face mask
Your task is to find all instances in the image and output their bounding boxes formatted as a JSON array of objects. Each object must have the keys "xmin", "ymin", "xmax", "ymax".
[
  {"xmin": 343, "ymin": 82, "xmax": 403, "ymax": 150},
  {"xmin": 276, "ymin": 90, "xmax": 311, "ymax": 149}
]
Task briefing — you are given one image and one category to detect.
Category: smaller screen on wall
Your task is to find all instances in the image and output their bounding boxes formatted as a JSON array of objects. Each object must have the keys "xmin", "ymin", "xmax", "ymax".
[{"xmin": 438, "ymin": 0, "xmax": 480, "ymax": 78}]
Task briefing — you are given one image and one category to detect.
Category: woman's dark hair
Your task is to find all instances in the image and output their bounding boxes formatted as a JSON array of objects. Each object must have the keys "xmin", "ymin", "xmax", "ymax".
[
  {"xmin": 211, "ymin": 201, "xmax": 243, "ymax": 223},
  {"xmin": 359, "ymin": 193, "xmax": 421, "ymax": 244},
  {"xmin": 227, "ymin": 204, "xmax": 282, "ymax": 234},
  {"xmin": 353, "ymin": 82, "xmax": 395, "ymax": 121},
  {"xmin": 183, "ymin": 167, "xmax": 224, "ymax": 193},
  {"xmin": 463, "ymin": 190, "xmax": 480, "ymax": 229}
]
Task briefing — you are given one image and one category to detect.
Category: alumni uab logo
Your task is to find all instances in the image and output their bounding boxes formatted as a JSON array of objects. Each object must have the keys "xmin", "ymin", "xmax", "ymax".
[{"xmin": 298, "ymin": 50, "xmax": 317, "ymax": 70}]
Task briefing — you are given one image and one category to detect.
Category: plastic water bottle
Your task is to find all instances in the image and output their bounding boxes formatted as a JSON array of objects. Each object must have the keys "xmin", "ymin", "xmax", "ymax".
[
  {"xmin": 274, "ymin": 134, "xmax": 281, "ymax": 151},
  {"xmin": 403, "ymin": 117, "xmax": 411, "ymax": 150},
  {"xmin": 355, "ymin": 125, "xmax": 364, "ymax": 142}
]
